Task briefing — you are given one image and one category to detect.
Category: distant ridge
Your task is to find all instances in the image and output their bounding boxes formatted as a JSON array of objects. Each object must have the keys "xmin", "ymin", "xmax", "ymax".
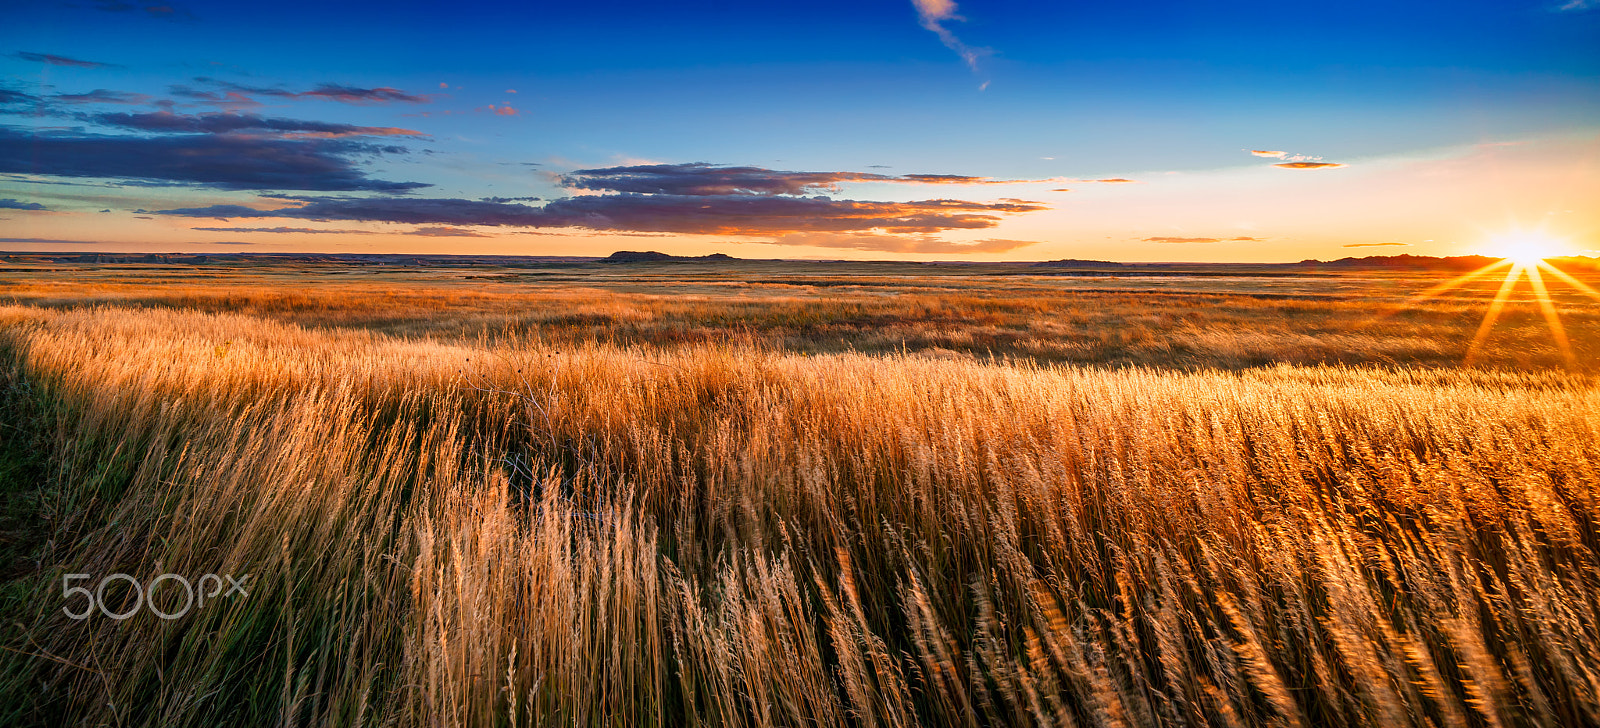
[
  {"xmin": 1297, "ymin": 254, "xmax": 1502, "ymax": 270},
  {"xmin": 600, "ymin": 250, "xmax": 737, "ymax": 263},
  {"xmin": 1032, "ymin": 258, "xmax": 1126, "ymax": 268}
]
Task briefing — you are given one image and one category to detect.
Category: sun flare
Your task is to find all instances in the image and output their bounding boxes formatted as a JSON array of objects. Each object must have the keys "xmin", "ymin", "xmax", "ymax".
[{"xmin": 1488, "ymin": 231, "xmax": 1566, "ymax": 265}]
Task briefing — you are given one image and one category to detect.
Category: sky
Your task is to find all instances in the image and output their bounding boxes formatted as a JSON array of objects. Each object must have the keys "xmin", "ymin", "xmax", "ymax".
[{"xmin": 1, "ymin": 0, "xmax": 1597, "ymax": 262}]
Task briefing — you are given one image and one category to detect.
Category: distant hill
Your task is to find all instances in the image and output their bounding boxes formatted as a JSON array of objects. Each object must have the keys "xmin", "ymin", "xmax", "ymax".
[
  {"xmin": 599, "ymin": 250, "xmax": 737, "ymax": 263},
  {"xmin": 1032, "ymin": 258, "xmax": 1126, "ymax": 268},
  {"xmin": 1296, "ymin": 254, "xmax": 1502, "ymax": 270}
]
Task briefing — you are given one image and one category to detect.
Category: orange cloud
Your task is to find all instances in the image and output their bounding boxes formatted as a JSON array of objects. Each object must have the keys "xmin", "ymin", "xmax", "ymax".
[
  {"xmin": 1249, "ymin": 150, "xmax": 1287, "ymax": 158},
  {"xmin": 1343, "ymin": 242, "xmax": 1409, "ymax": 247},
  {"xmin": 408, "ymin": 226, "xmax": 491, "ymax": 237},
  {"xmin": 1058, "ymin": 178, "xmax": 1140, "ymax": 184},
  {"xmin": 1274, "ymin": 162, "xmax": 1347, "ymax": 170}
]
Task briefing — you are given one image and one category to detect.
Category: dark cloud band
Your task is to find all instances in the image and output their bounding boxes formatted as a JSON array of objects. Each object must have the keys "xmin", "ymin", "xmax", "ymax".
[
  {"xmin": 158, "ymin": 192, "xmax": 1045, "ymax": 236},
  {"xmin": 0, "ymin": 126, "xmax": 426, "ymax": 191},
  {"xmin": 561, "ymin": 163, "xmax": 1058, "ymax": 197},
  {"xmin": 90, "ymin": 111, "xmax": 425, "ymax": 138}
]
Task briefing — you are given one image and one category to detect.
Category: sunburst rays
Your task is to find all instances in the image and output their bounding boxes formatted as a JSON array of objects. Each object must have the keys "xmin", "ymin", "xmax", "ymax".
[{"xmin": 1395, "ymin": 253, "xmax": 1596, "ymax": 370}]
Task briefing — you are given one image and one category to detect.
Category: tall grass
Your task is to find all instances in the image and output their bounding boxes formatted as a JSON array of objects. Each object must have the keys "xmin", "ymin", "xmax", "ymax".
[{"xmin": 1, "ymin": 303, "xmax": 1598, "ymax": 726}]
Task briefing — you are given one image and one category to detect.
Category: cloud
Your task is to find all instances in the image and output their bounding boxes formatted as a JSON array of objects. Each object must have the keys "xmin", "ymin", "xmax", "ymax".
[
  {"xmin": 90, "ymin": 111, "xmax": 425, "ymax": 138},
  {"xmin": 190, "ymin": 224, "xmax": 486, "ymax": 237},
  {"xmin": 51, "ymin": 89, "xmax": 151, "ymax": 105},
  {"xmin": 78, "ymin": 0, "xmax": 195, "ymax": 19},
  {"xmin": 1057, "ymin": 177, "xmax": 1140, "ymax": 184},
  {"xmin": 0, "ymin": 126, "xmax": 426, "ymax": 191},
  {"xmin": 539, "ymin": 194, "xmax": 1043, "ymax": 235},
  {"xmin": 301, "ymin": 84, "xmax": 427, "ymax": 104},
  {"xmin": 158, "ymin": 193, "xmax": 1045, "ymax": 236},
  {"xmin": 0, "ymin": 88, "xmax": 39, "ymax": 105},
  {"xmin": 14, "ymin": 52, "xmax": 116, "ymax": 69},
  {"xmin": 181, "ymin": 78, "xmax": 429, "ymax": 106},
  {"xmin": 480, "ymin": 104, "xmax": 518, "ymax": 116},
  {"xmin": 1343, "ymin": 242, "xmax": 1410, "ymax": 247},
  {"xmin": 408, "ymin": 226, "xmax": 491, "ymax": 237},
  {"xmin": 0, "ymin": 198, "xmax": 47, "ymax": 210},
  {"xmin": 190, "ymin": 226, "xmax": 372, "ymax": 234},
  {"xmin": 1558, "ymin": 0, "xmax": 1594, "ymax": 10},
  {"xmin": 0, "ymin": 237, "xmax": 103, "ymax": 244},
  {"xmin": 1251, "ymin": 149, "xmax": 1345, "ymax": 166},
  {"xmin": 1050, "ymin": 188, "xmax": 1072, "ymax": 192},
  {"xmin": 561, "ymin": 163, "xmax": 1055, "ymax": 196},
  {"xmin": 770, "ymin": 232, "xmax": 1039, "ymax": 253},
  {"xmin": 152, "ymin": 159, "xmax": 1050, "ymax": 250},
  {"xmin": 1143, "ymin": 236, "xmax": 1259, "ymax": 244},
  {"xmin": 911, "ymin": 0, "xmax": 986, "ymax": 72}
]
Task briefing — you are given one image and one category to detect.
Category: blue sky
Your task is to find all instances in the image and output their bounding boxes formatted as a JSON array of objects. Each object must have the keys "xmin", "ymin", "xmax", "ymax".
[{"xmin": 2, "ymin": 0, "xmax": 1597, "ymax": 260}]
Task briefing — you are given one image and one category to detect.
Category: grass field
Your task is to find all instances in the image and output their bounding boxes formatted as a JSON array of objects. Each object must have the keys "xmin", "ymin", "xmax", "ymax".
[{"xmin": 2, "ymin": 259, "xmax": 1599, "ymax": 727}]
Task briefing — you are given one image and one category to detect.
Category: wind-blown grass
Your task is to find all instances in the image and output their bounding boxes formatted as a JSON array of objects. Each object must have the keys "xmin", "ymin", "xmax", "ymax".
[{"xmin": 1, "ymin": 303, "xmax": 1598, "ymax": 726}]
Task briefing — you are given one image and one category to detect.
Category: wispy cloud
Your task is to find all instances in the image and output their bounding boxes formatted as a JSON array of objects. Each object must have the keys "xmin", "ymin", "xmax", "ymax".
[
  {"xmin": 911, "ymin": 0, "xmax": 987, "ymax": 75},
  {"xmin": 180, "ymin": 77, "xmax": 430, "ymax": 106},
  {"xmin": 77, "ymin": 0, "xmax": 196, "ymax": 20},
  {"xmin": 0, "ymin": 198, "xmax": 48, "ymax": 210},
  {"xmin": 0, "ymin": 88, "xmax": 38, "ymax": 105},
  {"xmin": 408, "ymin": 226, "xmax": 491, "ymax": 237},
  {"xmin": 1143, "ymin": 236, "xmax": 1260, "ymax": 244},
  {"xmin": 562, "ymin": 163, "xmax": 1059, "ymax": 197},
  {"xmin": 301, "ymin": 84, "xmax": 427, "ymax": 104},
  {"xmin": 1058, "ymin": 177, "xmax": 1140, "ymax": 184},
  {"xmin": 51, "ymin": 89, "xmax": 151, "ymax": 105},
  {"xmin": 1557, "ymin": 0, "xmax": 1595, "ymax": 11},
  {"xmin": 1248, "ymin": 149, "xmax": 1347, "ymax": 168},
  {"xmin": 190, "ymin": 226, "xmax": 371, "ymax": 234},
  {"xmin": 90, "ymin": 111, "xmax": 425, "ymax": 138},
  {"xmin": 13, "ymin": 52, "xmax": 117, "ymax": 69},
  {"xmin": 1273, "ymin": 162, "xmax": 1347, "ymax": 170},
  {"xmin": 188, "ymin": 224, "xmax": 488, "ymax": 237}
]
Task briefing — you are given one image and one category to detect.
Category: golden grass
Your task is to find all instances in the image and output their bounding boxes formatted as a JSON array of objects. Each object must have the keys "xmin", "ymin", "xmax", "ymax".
[
  {"xmin": 4, "ymin": 263, "xmax": 1598, "ymax": 371},
  {"xmin": 1, "ymin": 300, "xmax": 1598, "ymax": 726}
]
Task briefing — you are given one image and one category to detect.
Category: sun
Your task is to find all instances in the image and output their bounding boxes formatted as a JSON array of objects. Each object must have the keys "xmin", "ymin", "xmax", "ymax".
[
  {"xmin": 1487, "ymin": 230, "xmax": 1566, "ymax": 265},
  {"xmin": 1373, "ymin": 226, "xmax": 1596, "ymax": 370}
]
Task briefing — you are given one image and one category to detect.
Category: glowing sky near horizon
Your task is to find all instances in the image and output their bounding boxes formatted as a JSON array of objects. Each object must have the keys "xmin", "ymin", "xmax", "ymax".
[{"xmin": 1, "ymin": 0, "xmax": 1597, "ymax": 262}]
